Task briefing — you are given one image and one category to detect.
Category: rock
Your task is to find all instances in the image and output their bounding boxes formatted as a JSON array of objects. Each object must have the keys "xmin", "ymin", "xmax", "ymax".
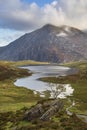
[
  {"xmin": 24, "ymin": 99, "xmax": 64, "ymax": 121},
  {"xmin": 24, "ymin": 104, "xmax": 44, "ymax": 121},
  {"xmin": 40, "ymin": 100, "xmax": 64, "ymax": 121}
]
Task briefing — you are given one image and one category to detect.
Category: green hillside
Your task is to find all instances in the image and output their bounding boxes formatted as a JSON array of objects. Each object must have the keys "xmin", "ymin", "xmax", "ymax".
[
  {"xmin": 0, "ymin": 60, "xmax": 87, "ymax": 130},
  {"xmin": 0, "ymin": 60, "xmax": 46, "ymax": 112}
]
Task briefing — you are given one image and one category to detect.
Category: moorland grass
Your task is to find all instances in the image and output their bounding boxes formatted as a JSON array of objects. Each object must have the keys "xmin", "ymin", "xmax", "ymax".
[
  {"xmin": 0, "ymin": 60, "xmax": 45, "ymax": 112},
  {"xmin": 0, "ymin": 61, "xmax": 87, "ymax": 129}
]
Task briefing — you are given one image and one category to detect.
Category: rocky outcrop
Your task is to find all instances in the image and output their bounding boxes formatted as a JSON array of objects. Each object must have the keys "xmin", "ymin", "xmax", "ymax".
[
  {"xmin": 24, "ymin": 99, "xmax": 64, "ymax": 121},
  {"xmin": 24, "ymin": 104, "xmax": 44, "ymax": 121},
  {"xmin": 40, "ymin": 100, "xmax": 63, "ymax": 121}
]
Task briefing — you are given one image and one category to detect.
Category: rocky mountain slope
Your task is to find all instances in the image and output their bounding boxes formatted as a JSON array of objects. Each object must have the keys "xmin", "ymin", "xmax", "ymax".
[{"xmin": 0, "ymin": 24, "xmax": 87, "ymax": 63}]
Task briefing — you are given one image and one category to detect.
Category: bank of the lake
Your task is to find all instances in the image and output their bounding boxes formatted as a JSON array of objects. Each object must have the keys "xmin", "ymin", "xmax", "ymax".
[
  {"xmin": 15, "ymin": 65, "xmax": 77, "ymax": 99},
  {"xmin": 0, "ymin": 61, "xmax": 47, "ymax": 112}
]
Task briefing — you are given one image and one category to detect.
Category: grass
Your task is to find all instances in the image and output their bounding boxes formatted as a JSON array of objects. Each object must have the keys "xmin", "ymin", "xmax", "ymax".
[
  {"xmin": 9, "ymin": 60, "xmax": 49, "ymax": 67},
  {"xmin": 1, "ymin": 110, "xmax": 87, "ymax": 130},
  {"xmin": 40, "ymin": 61, "xmax": 87, "ymax": 115},
  {"xmin": 0, "ymin": 60, "xmax": 46, "ymax": 112}
]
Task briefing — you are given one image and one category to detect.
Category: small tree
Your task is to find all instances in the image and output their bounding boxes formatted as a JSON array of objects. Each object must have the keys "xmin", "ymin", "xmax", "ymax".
[{"xmin": 48, "ymin": 83, "xmax": 66, "ymax": 99}]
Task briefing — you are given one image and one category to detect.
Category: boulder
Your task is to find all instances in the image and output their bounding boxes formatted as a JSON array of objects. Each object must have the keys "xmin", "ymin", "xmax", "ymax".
[
  {"xmin": 24, "ymin": 104, "xmax": 44, "ymax": 121},
  {"xmin": 24, "ymin": 99, "xmax": 64, "ymax": 121}
]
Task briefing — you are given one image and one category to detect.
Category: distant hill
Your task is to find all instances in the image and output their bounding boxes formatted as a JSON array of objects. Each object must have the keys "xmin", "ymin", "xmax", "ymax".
[{"xmin": 0, "ymin": 24, "xmax": 87, "ymax": 63}]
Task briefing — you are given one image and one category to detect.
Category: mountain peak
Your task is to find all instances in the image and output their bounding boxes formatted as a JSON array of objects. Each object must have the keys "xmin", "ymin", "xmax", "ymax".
[
  {"xmin": 42, "ymin": 24, "xmax": 57, "ymax": 30},
  {"xmin": 41, "ymin": 24, "xmax": 83, "ymax": 36},
  {"xmin": 43, "ymin": 24, "xmax": 56, "ymax": 28},
  {"xmin": 0, "ymin": 24, "xmax": 86, "ymax": 62},
  {"xmin": 42, "ymin": 24, "xmax": 71, "ymax": 30}
]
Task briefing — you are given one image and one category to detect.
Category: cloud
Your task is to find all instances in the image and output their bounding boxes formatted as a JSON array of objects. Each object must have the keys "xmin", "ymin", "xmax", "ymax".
[
  {"xmin": 0, "ymin": 29, "xmax": 24, "ymax": 46},
  {"xmin": 0, "ymin": 0, "xmax": 87, "ymax": 32},
  {"xmin": 59, "ymin": 0, "xmax": 87, "ymax": 29}
]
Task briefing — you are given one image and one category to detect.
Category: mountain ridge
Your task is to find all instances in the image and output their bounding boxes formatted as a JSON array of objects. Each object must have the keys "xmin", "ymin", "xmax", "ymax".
[{"xmin": 0, "ymin": 24, "xmax": 87, "ymax": 63}]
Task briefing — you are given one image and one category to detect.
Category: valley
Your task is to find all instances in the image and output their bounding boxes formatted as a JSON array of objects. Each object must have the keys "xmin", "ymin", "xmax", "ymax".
[
  {"xmin": 0, "ymin": 60, "xmax": 87, "ymax": 130},
  {"xmin": 1, "ymin": 0, "xmax": 87, "ymax": 129}
]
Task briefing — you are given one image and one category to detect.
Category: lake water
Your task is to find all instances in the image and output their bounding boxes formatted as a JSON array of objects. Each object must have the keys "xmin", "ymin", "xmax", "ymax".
[{"xmin": 14, "ymin": 65, "xmax": 76, "ymax": 98}]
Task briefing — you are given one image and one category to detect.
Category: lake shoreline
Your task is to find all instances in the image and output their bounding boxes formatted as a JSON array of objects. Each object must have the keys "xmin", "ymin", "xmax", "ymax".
[{"xmin": 15, "ymin": 65, "xmax": 78, "ymax": 99}]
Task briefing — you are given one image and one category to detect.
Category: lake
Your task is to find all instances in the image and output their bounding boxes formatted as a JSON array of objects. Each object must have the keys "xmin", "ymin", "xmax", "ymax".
[{"xmin": 14, "ymin": 65, "xmax": 77, "ymax": 98}]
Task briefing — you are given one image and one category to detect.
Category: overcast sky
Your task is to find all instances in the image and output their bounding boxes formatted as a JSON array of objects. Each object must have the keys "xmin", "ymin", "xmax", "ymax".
[{"xmin": 0, "ymin": 0, "xmax": 87, "ymax": 46}]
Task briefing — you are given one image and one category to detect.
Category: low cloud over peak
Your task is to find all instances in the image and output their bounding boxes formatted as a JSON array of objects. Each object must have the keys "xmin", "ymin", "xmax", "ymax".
[{"xmin": 0, "ymin": 0, "xmax": 87, "ymax": 31}]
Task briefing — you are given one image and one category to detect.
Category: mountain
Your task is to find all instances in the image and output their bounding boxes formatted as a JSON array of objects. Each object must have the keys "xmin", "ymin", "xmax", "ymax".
[{"xmin": 0, "ymin": 24, "xmax": 87, "ymax": 63}]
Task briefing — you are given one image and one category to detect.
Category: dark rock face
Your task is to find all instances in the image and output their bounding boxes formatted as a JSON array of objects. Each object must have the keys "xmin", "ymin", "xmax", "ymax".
[
  {"xmin": 0, "ymin": 24, "xmax": 87, "ymax": 63},
  {"xmin": 24, "ymin": 100, "xmax": 64, "ymax": 121}
]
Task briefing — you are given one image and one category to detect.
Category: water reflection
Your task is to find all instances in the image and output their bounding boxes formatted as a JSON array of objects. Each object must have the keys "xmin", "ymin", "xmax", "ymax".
[{"xmin": 15, "ymin": 65, "xmax": 75, "ymax": 98}]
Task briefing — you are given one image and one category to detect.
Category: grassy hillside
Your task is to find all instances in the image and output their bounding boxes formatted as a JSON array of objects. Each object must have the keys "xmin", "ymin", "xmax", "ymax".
[{"xmin": 0, "ymin": 60, "xmax": 46, "ymax": 112}]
